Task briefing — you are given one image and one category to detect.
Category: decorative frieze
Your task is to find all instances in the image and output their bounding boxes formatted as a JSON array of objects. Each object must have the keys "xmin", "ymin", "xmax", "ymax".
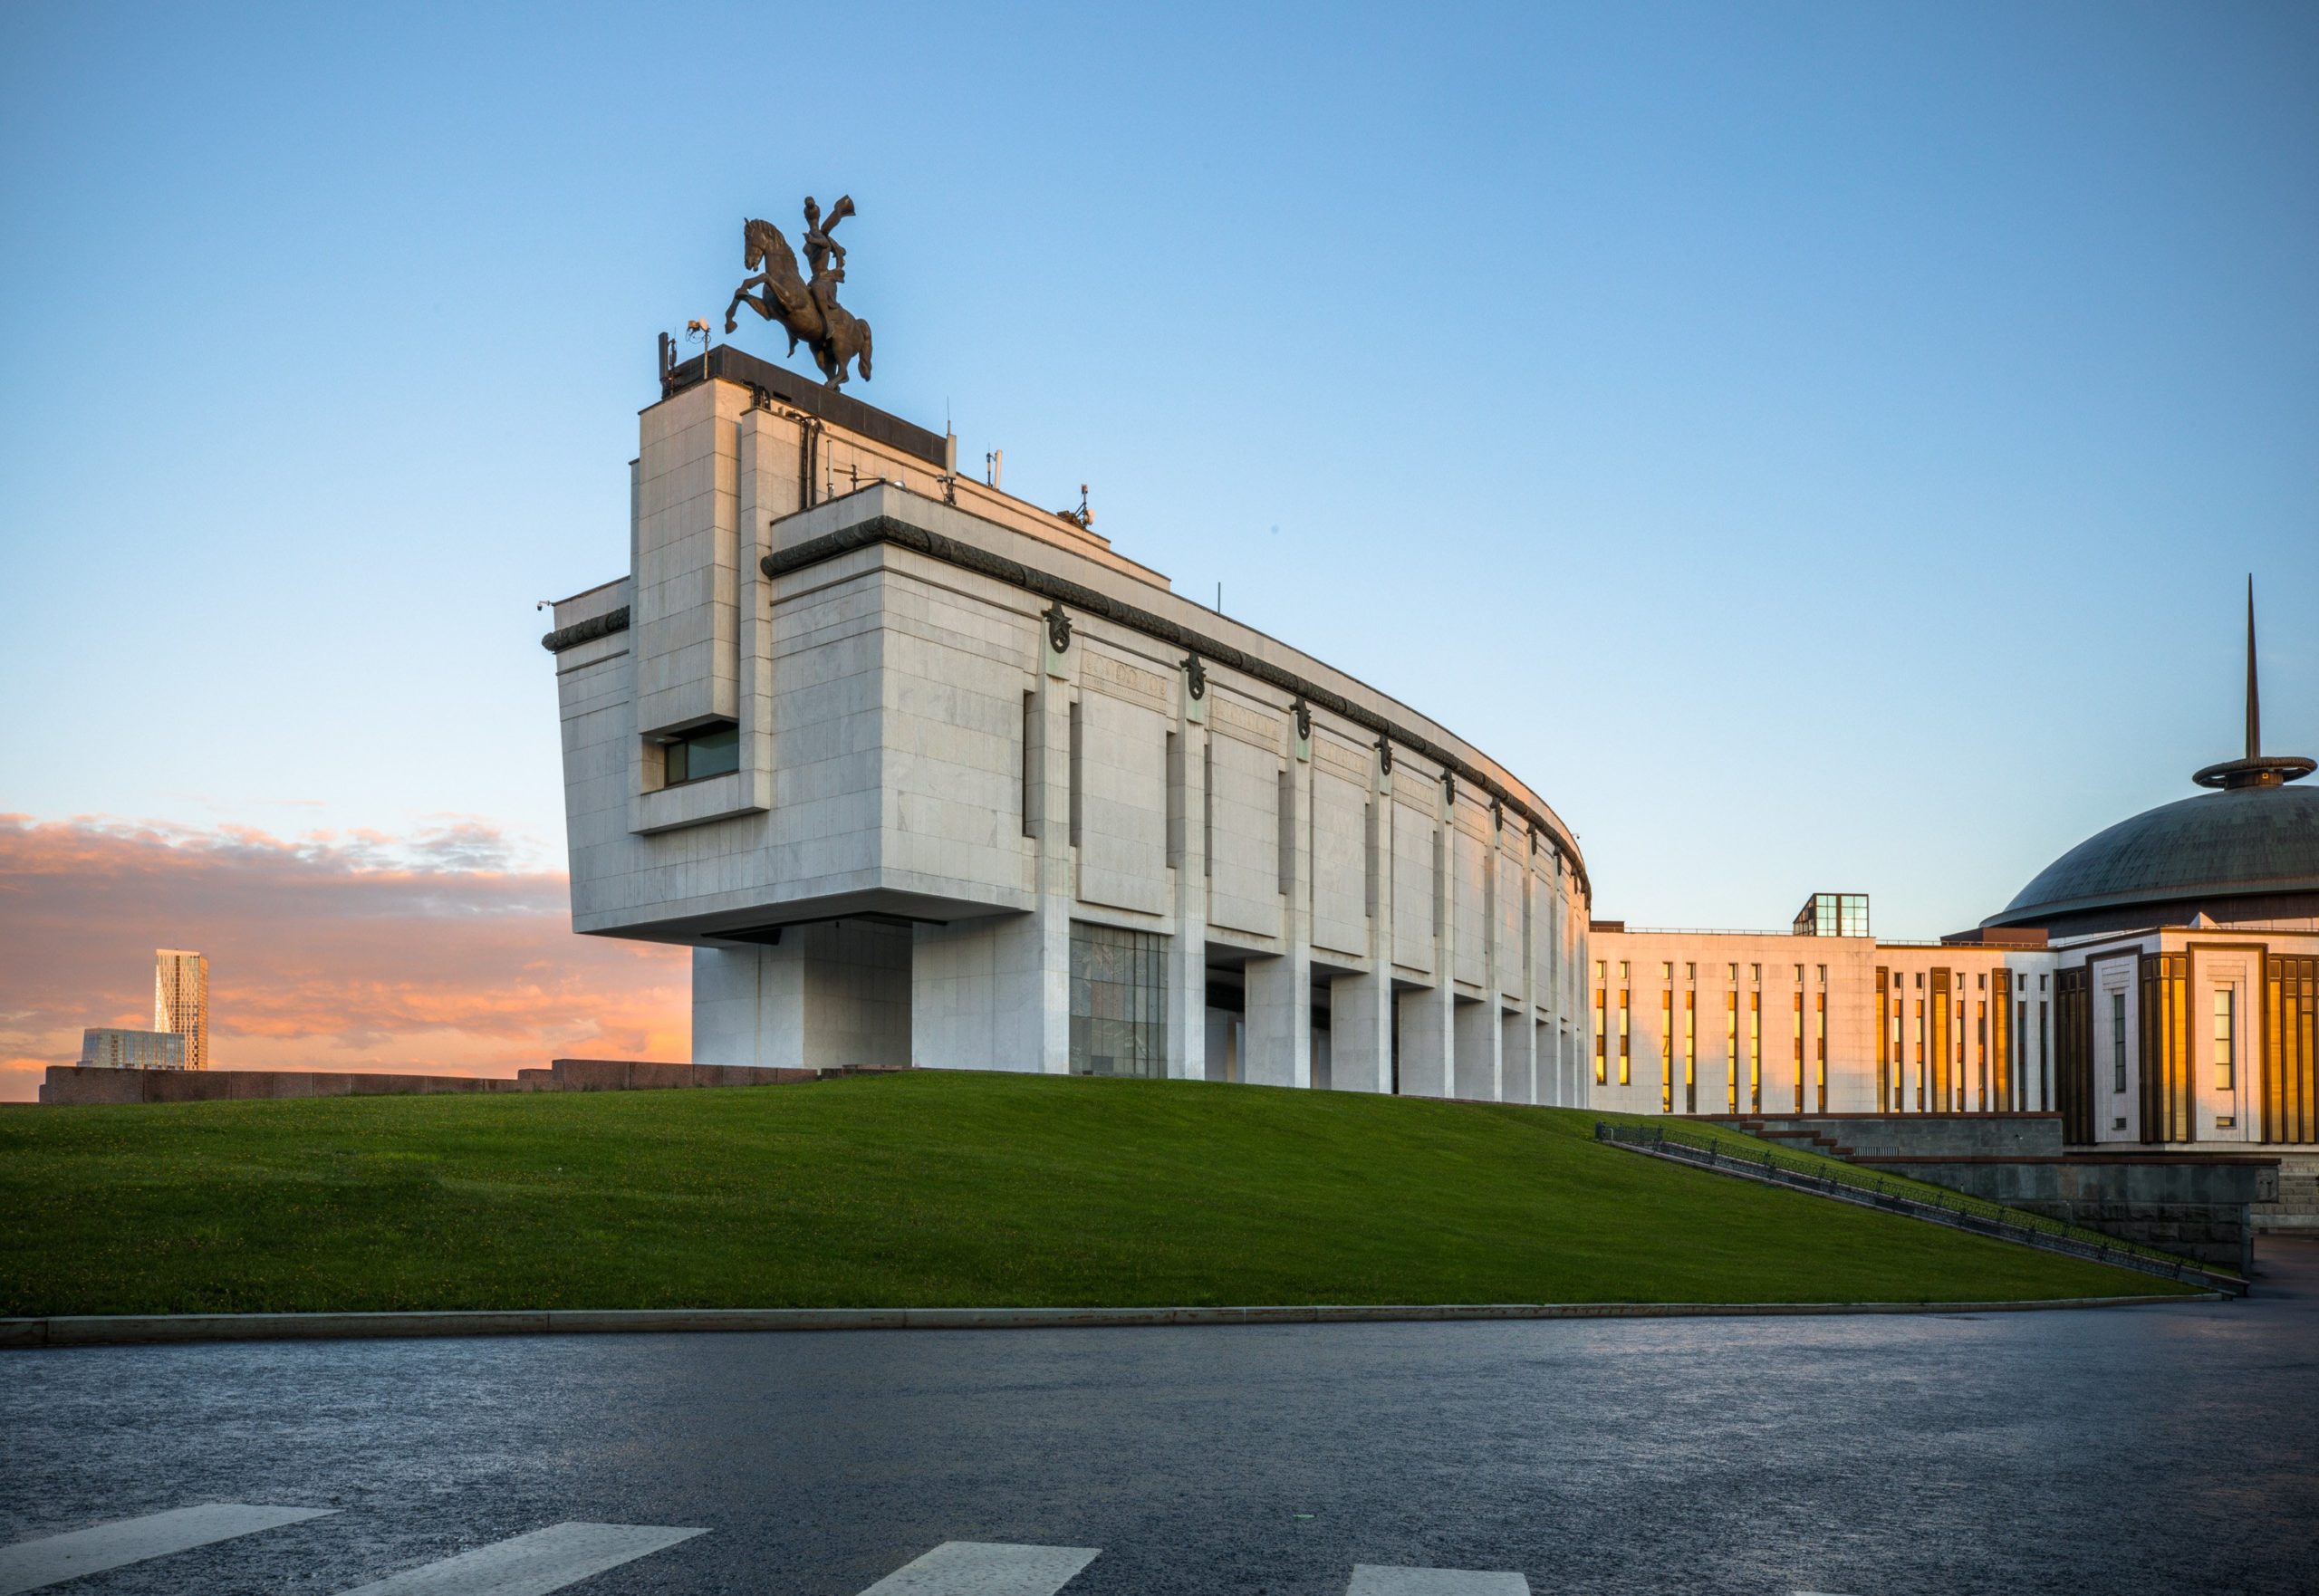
[
  {"xmin": 1313, "ymin": 736, "xmax": 1371, "ymax": 785},
  {"xmin": 1080, "ymin": 646, "xmax": 1173, "ymax": 710},
  {"xmin": 1209, "ymin": 694, "xmax": 1284, "ymax": 750}
]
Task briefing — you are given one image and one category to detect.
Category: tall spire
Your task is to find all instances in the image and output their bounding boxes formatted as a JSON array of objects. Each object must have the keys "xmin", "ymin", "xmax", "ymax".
[
  {"xmin": 2246, "ymin": 573, "xmax": 2260, "ymax": 762},
  {"xmin": 2195, "ymin": 574, "xmax": 2312, "ymax": 790}
]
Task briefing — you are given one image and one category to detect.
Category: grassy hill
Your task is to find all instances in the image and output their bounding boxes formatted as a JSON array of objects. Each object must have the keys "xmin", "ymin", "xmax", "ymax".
[{"xmin": 0, "ymin": 1071, "xmax": 2187, "ymax": 1317}]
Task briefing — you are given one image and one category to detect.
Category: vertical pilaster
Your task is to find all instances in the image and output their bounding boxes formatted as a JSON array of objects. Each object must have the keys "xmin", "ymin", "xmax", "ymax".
[
  {"xmin": 1031, "ymin": 631, "xmax": 1076, "ymax": 1074},
  {"xmin": 1167, "ymin": 684, "xmax": 1209, "ymax": 1081},
  {"xmin": 1400, "ymin": 774, "xmax": 1456, "ymax": 1096},
  {"xmin": 1329, "ymin": 748, "xmax": 1396, "ymax": 1093},
  {"xmin": 1246, "ymin": 733, "xmax": 1313, "ymax": 1087}
]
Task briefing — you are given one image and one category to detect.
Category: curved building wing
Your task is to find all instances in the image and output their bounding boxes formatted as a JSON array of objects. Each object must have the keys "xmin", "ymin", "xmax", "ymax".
[{"xmin": 544, "ymin": 346, "xmax": 1592, "ymax": 1101}]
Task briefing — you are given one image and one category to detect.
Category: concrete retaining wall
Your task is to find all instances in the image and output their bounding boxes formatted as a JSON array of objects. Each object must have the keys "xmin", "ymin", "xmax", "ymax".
[
  {"xmin": 2257, "ymin": 1151, "xmax": 2319, "ymax": 1233},
  {"xmin": 1714, "ymin": 1114, "xmax": 2066, "ymax": 1158},
  {"xmin": 1861, "ymin": 1154, "xmax": 2275, "ymax": 1274},
  {"xmin": 37, "ymin": 1059, "xmax": 843, "ymax": 1106}
]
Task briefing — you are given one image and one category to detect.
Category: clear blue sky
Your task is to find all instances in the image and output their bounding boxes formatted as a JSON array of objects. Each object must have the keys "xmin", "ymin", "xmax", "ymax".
[{"xmin": 4, "ymin": 0, "xmax": 2314, "ymax": 938}]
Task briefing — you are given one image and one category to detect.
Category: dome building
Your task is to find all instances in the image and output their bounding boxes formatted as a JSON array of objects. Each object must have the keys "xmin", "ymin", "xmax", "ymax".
[
  {"xmin": 1985, "ymin": 588, "xmax": 2317, "ymax": 1155},
  {"xmin": 1986, "ymin": 597, "xmax": 2319, "ymax": 940}
]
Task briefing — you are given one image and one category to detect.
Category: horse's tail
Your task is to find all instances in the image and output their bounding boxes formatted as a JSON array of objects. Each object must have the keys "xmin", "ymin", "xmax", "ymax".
[{"xmin": 856, "ymin": 320, "xmax": 871, "ymax": 380}]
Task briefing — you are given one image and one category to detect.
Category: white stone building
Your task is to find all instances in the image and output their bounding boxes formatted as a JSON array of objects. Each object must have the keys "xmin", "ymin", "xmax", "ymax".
[
  {"xmin": 1589, "ymin": 602, "xmax": 2318, "ymax": 1194},
  {"xmin": 1585, "ymin": 901, "xmax": 2061, "ymax": 1121},
  {"xmin": 544, "ymin": 349, "xmax": 1592, "ymax": 1099}
]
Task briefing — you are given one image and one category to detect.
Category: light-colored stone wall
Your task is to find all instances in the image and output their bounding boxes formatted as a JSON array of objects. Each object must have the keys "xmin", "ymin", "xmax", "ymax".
[
  {"xmin": 1583, "ymin": 927, "xmax": 2059, "ymax": 1120},
  {"xmin": 549, "ymin": 371, "xmax": 1589, "ymax": 1100}
]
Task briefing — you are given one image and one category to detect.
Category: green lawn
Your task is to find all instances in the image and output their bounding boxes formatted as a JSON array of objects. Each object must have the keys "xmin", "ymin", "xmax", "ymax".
[{"xmin": 0, "ymin": 1071, "xmax": 2189, "ymax": 1316}]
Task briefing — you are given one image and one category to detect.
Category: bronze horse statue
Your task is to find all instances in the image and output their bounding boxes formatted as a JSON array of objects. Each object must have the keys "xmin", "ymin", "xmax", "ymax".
[{"xmin": 724, "ymin": 197, "xmax": 873, "ymax": 389}]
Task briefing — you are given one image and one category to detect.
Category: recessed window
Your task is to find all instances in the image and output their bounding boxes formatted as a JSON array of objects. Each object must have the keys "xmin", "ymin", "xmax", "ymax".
[
  {"xmin": 2213, "ymin": 989, "xmax": 2235, "ymax": 1092},
  {"xmin": 663, "ymin": 722, "xmax": 739, "ymax": 785}
]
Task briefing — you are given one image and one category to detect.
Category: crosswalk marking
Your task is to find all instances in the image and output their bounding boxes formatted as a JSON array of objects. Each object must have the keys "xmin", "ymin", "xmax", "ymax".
[
  {"xmin": 334, "ymin": 1522, "xmax": 706, "ymax": 1596},
  {"xmin": 857, "ymin": 1540, "xmax": 1102, "ymax": 1595},
  {"xmin": 1347, "ymin": 1564, "xmax": 1532, "ymax": 1595},
  {"xmin": 0, "ymin": 1503, "xmax": 336, "ymax": 1595}
]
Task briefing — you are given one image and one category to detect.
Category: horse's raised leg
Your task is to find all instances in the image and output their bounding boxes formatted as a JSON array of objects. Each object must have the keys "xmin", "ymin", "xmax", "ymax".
[{"xmin": 724, "ymin": 277, "xmax": 774, "ymax": 333}]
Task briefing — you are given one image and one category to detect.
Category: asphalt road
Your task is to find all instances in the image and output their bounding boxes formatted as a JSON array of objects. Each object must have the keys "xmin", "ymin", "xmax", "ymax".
[{"xmin": 3, "ymin": 1242, "xmax": 2314, "ymax": 1596}]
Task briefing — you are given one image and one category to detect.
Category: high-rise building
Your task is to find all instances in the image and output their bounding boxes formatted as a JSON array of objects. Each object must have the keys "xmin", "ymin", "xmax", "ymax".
[{"xmin": 153, "ymin": 949, "xmax": 209, "ymax": 1071}]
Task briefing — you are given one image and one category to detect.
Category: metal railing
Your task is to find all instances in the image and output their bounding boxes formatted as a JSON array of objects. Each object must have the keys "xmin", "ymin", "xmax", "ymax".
[{"xmin": 1593, "ymin": 1120, "xmax": 2247, "ymax": 1296}]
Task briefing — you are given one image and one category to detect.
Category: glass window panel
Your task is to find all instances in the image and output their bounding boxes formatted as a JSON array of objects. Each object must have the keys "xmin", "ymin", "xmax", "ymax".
[{"xmin": 1069, "ymin": 922, "xmax": 1169, "ymax": 1078}]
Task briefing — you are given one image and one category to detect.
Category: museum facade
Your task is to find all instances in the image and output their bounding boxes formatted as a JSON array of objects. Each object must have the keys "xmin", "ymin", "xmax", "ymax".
[
  {"xmin": 544, "ymin": 348, "xmax": 1591, "ymax": 1101},
  {"xmin": 544, "ymin": 342, "xmax": 2314, "ymax": 1207}
]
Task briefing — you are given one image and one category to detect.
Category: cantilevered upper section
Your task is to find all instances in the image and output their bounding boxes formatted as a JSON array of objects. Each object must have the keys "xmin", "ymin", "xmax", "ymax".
[{"xmin": 539, "ymin": 348, "xmax": 1593, "ymax": 1094}]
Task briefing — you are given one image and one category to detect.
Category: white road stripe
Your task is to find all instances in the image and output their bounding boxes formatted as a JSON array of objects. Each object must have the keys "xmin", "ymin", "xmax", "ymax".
[
  {"xmin": 858, "ymin": 1540, "xmax": 1102, "ymax": 1595},
  {"xmin": 1347, "ymin": 1565, "xmax": 1530, "ymax": 1595},
  {"xmin": 0, "ymin": 1503, "xmax": 335, "ymax": 1595},
  {"xmin": 335, "ymin": 1522, "xmax": 706, "ymax": 1596}
]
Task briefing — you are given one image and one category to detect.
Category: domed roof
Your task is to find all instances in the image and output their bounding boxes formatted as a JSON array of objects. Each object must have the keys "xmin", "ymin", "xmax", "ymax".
[
  {"xmin": 1986, "ymin": 581, "xmax": 2316, "ymax": 934},
  {"xmin": 1985, "ymin": 782, "xmax": 2319, "ymax": 931}
]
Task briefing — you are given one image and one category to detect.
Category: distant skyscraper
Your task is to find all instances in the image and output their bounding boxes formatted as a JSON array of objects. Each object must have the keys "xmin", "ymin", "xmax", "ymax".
[{"xmin": 153, "ymin": 949, "xmax": 209, "ymax": 1071}]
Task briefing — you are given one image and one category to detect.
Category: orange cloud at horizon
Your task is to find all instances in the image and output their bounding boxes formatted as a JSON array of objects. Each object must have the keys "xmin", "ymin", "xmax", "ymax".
[{"xmin": 0, "ymin": 813, "xmax": 689, "ymax": 1103}]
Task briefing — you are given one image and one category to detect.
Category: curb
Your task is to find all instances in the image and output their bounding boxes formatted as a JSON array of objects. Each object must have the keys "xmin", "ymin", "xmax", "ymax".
[{"xmin": 0, "ymin": 1294, "xmax": 2218, "ymax": 1350}]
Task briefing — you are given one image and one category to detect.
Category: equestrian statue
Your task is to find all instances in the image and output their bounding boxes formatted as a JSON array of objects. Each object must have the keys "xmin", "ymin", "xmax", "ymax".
[{"xmin": 724, "ymin": 195, "xmax": 873, "ymax": 389}]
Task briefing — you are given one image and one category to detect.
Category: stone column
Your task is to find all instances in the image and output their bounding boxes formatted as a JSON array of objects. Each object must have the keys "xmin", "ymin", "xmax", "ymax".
[
  {"xmin": 1398, "ymin": 772, "xmax": 1456, "ymax": 1097},
  {"xmin": 1244, "ymin": 726, "xmax": 1313, "ymax": 1087},
  {"xmin": 1166, "ymin": 679, "xmax": 1209, "ymax": 1081},
  {"xmin": 1329, "ymin": 747, "xmax": 1396, "ymax": 1093}
]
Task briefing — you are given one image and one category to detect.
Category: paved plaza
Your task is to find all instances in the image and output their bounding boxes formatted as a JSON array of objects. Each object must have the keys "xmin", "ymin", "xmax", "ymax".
[{"xmin": 4, "ymin": 1242, "xmax": 2314, "ymax": 1595}]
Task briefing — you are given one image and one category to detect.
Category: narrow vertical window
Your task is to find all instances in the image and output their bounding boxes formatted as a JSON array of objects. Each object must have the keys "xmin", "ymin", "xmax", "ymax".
[
  {"xmin": 1276, "ymin": 767, "xmax": 1294, "ymax": 895},
  {"xmin": 1432, "ymin": 830, "xmax": 1444, "ymax": 937},
  {"xmin": 1021, "ymin": 692, "xmax": 1037, "ymax": 838},
  {"xmin": 1977, "ymin": 1000, "xmax": 1987, "ymax": 1110},
  {"xmin": 1791, "ymin": 989, "xmax": 1804, "ymax": 1111},
  {"xmin": 1202, "ymin": 736, "xmax": 1214, "ymax": 877},
  {"xmin": 2016, "ymin": 998, "xmax": 2029, "ymax": 1109},
  {"xmin": 2111, "ymin": 991, "xmax": 2127, "ymax": 1094},
  {"xmin": 1660, "ymin": 988, "xmax": 1673, "ymax": 1111},
  {"xmin": 1363, "ymin": 802, "xmax": 1378, "ymax": 918},
  {"xmin": 2040, "ymin": 1000, "xmax": 2051, "ymax": 1110},
  {"xmin": 1814, "ymin": 990, "xmax": 1827, "ymax": 1111},
  {"xmin": 1067, "ymin": 697, "xmax": 1083, "ymax": 850},
  {"xmin": 1748, "ymin": 990, "xmax": 1761, "ymax": 1110},
  {"xmin": 1876, "ymin": 966, "xmax": 1891, "ymax": 1110},
  {"xmin": 1594, "ymin": 988, "xmax": 1607, "ymax": 1083},
  {"xmin": 1166, "ymin": 731, "xmax": 1184, "ymax": 869},
  {"xmin": 1618, "ymin": 988, "xmax": 1631, "ymax": 1085},
  {"xmin": 2213, "ymin": 988, "xmax": 2235, "ymax": 1091},
  {"xmin": 1915, "ymin": 1000, "xmax": 1926, "ymax": 1110},
  {"xmin": 1684, "ymin": 988, "xmax": 1697, "ymax": 1112},
  {"xmin": 1724, "ymin": 990, "xmax": 1738, "ymax": 1112}
]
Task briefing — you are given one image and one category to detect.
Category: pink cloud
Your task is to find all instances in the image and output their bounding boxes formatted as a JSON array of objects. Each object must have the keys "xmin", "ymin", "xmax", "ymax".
[{"xmin": 0, "ymin": 814, "xmax": 688, "ymax": 1102}]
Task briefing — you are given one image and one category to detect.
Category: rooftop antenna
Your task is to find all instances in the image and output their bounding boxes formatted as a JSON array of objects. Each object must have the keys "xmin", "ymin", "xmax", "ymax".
[
  {"xmin": 2245, "ymin": 572, "xmax": 2260, "ymax": 763},
  {"xmin": 2192, "ymin": 573, "xmax": 2313, "ymax": 790}
]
